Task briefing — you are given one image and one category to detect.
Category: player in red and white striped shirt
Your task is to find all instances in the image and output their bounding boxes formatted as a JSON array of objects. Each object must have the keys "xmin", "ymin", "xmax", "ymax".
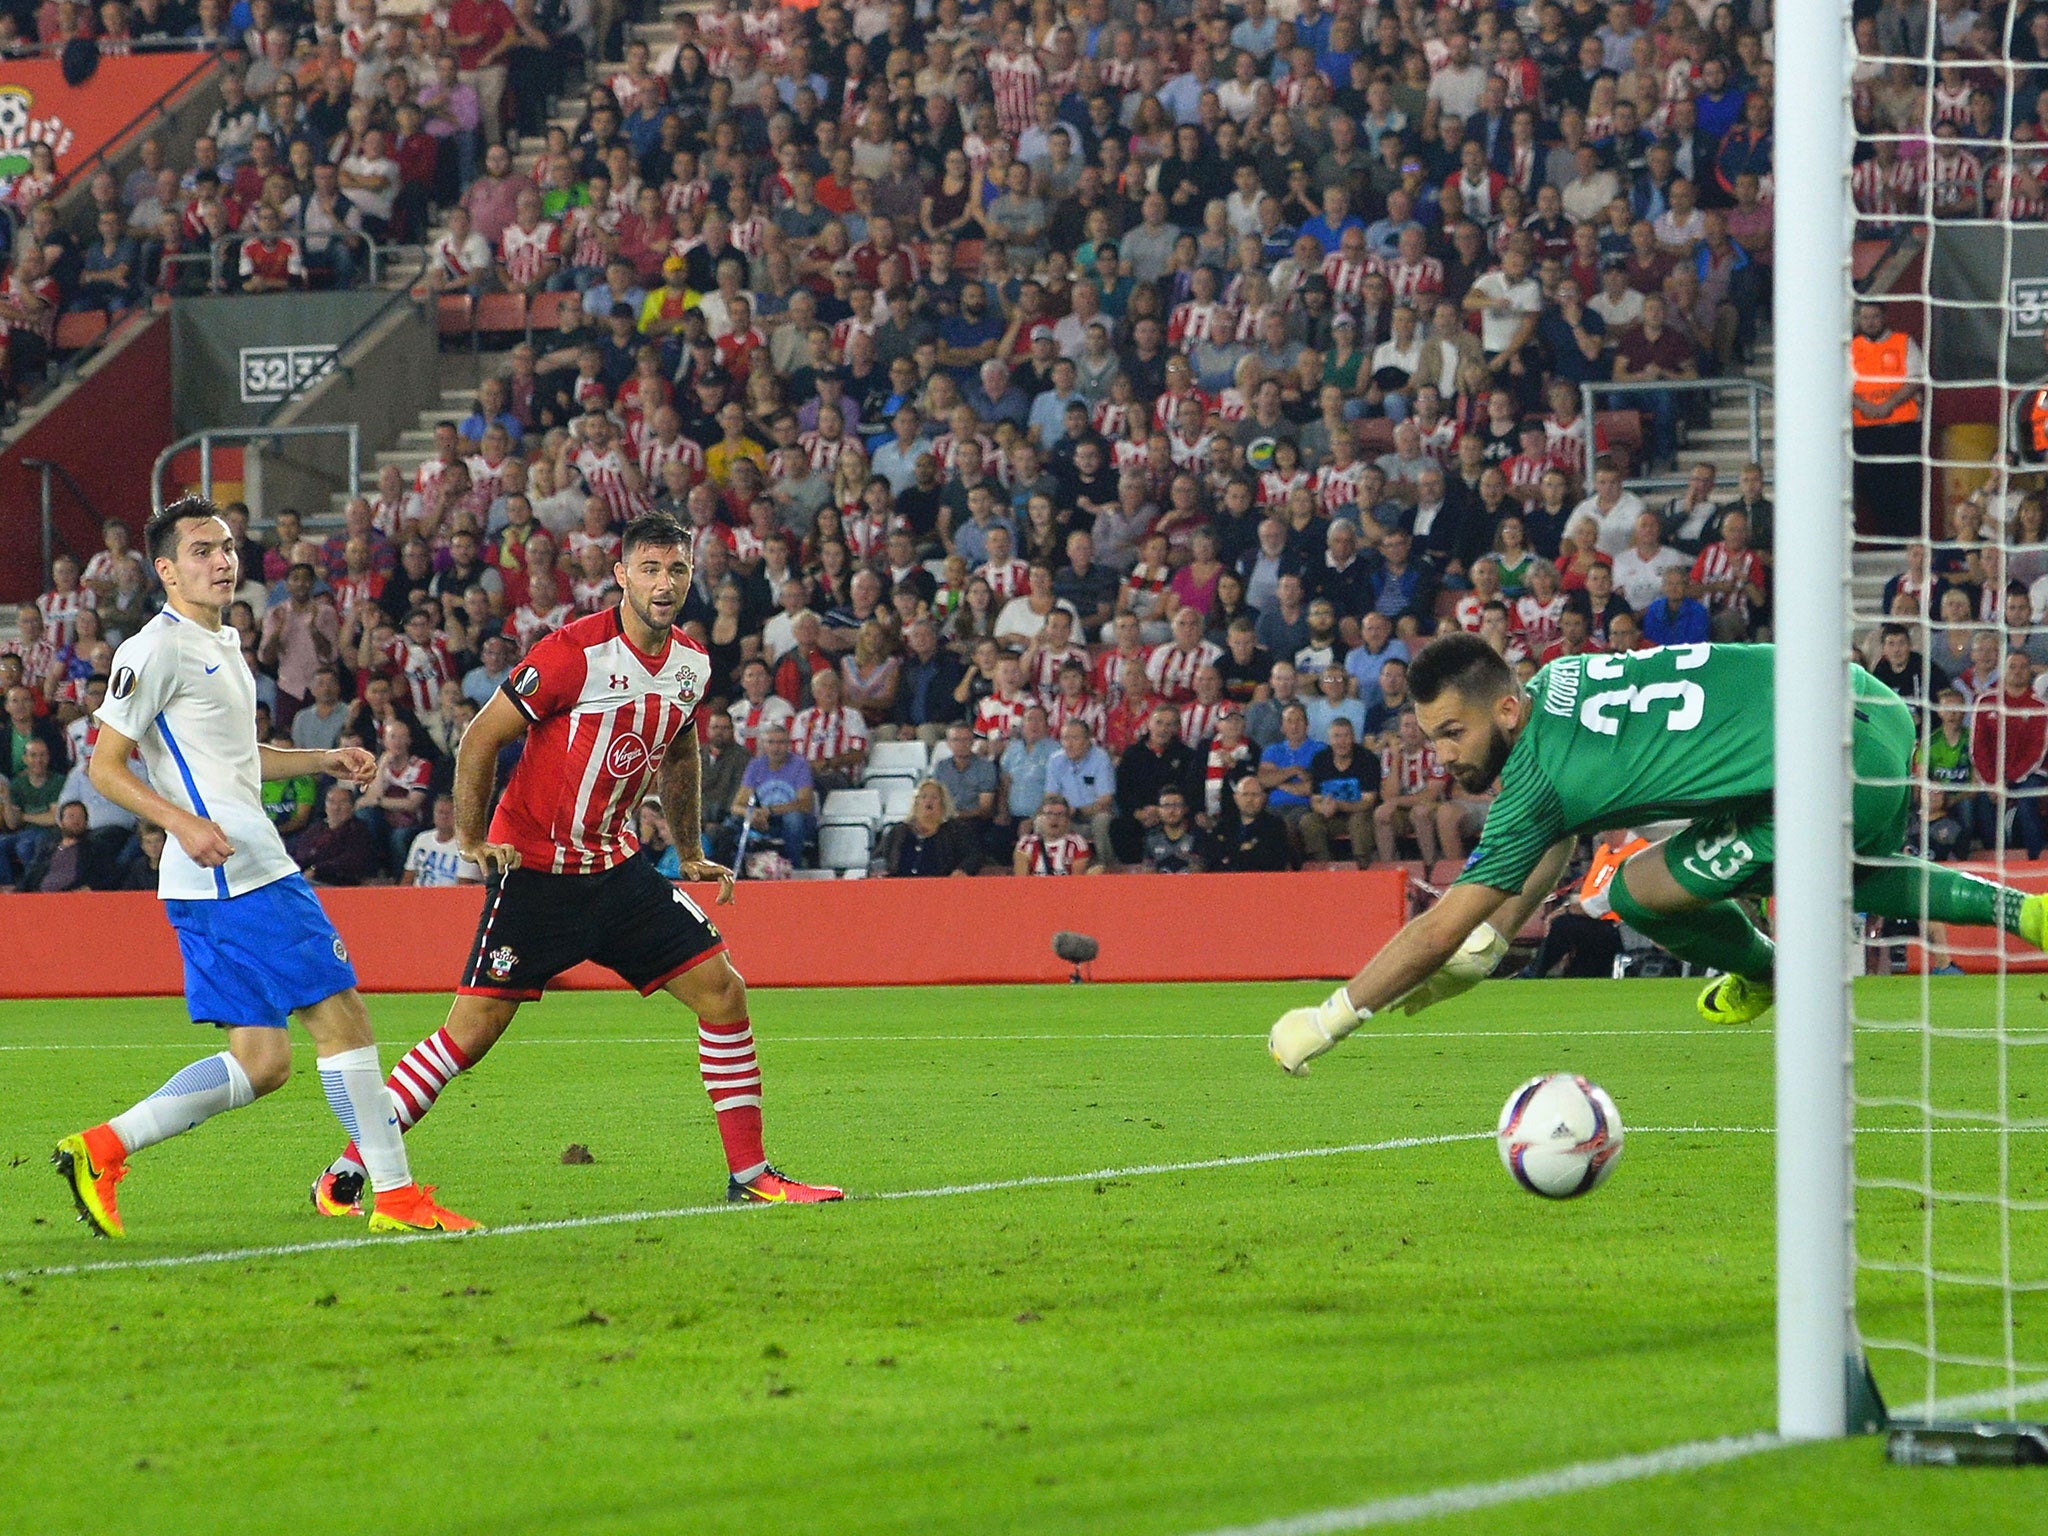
[
  {"xmin": 984, "ymin": 22, "xmax": 1044, "ymax": 138},
  {"xmin": 313, "ymin": 512, "xmax": 843, "ymax": 1212}
]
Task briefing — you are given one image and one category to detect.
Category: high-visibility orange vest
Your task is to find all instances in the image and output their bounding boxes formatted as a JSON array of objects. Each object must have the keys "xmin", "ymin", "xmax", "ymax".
[
  {"xmin": 1852, "ymin": 331, "xmax": 1921, "ymax": 425},
  {"xmin": 2028, "ymin": 390, "xmax": 2048, "ymax": 457},
  {"xmin": 1581, "ymin": 835, "xmax": 1650, "ymax": 922}
]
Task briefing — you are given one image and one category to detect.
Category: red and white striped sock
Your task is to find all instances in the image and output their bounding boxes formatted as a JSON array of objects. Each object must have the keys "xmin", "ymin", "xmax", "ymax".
[
  {"xmin": 331, "ymin": 1028, "xmax": 471, "ymax": 1178},
  {"xmin": 700, "ymin": 1017, "xmax": 766, "ymax": 1181}
]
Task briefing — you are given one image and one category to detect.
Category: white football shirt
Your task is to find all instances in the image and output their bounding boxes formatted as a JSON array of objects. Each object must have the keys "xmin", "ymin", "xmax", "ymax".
[{"xmin": 96, "ymin": 609, "xmax": 299, "ymax": 901}]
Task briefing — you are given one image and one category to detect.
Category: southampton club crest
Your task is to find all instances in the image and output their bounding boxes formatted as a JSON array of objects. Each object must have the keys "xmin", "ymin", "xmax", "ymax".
[{"xmin": 488, "ymin": 945, "xmax": 518, "ymax": 980}]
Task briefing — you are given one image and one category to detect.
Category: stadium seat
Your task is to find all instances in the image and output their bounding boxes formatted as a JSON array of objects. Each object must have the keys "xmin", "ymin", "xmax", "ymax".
[
  {"xmin": 526, "ymin": 289, "xmax": 572, "ymax": 335},
  {"xmin": 435, "ymin": 294, "xmax": 475, "ymax": 341},
  {"xmin": 865, "ymin": 739, "xmax": 928, "ymax": 781},
  {"xmin": 820, "ymin": 788, "xmax": 883, "ymax": 828},
  {"xmin": 875, "ymin": 777, "xmax": 916, "ymax": 825},
  {"xmin": 952, "ymin": 237, "xmax": 984, "ymax": 275},
  {"xmin": 53, "ymin": 310, "xmax": 108, "ymax": 353},
  {"xmin": 474, "ymin": 291, "xmax": 527, "ymax": 338},
  {"xmin": 819, "ymin": 823, "xmax": 872, "ymax": 872},
  {"xmin": 1428, "ymin": 859, "xmax": 1467, "ymax": 890},
  {"xmin": 1353, "ymin": 417, "xmax": 1396, "ymax": 456}
]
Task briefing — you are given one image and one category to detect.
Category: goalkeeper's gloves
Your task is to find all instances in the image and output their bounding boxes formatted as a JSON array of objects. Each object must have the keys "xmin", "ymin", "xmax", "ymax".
[
  {"xmin": 1267, "ymin": 923, "xmax": 1508, "ymax": 1077},
  {"xmin": 1387, "ymin": 922, "xmax": 1507, "ymax": 1017}
]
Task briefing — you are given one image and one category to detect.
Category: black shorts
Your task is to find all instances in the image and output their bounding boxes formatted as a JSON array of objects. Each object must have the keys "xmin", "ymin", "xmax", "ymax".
[{"xmin": 459, "ymin": 858, "xmax": 726, "ymax": 1001}]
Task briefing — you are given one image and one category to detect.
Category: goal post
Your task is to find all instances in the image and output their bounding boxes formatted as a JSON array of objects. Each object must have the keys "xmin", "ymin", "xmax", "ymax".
[{"xmin": 1772, "ymin": 0, "xmax": 1857, "ymax": 1444}]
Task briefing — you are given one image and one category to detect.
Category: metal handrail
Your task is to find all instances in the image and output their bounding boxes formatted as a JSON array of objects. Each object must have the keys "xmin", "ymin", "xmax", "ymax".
[
  {"xmin": 16, "ymin": 459, "xmax": 93, "ymax": 577},
  {"xmin": 150, "ymin": 423, "xmax": 361, "ymax": 514},
  {"xmin": 1578, "ymin": 375, "xmax": 1773, "ymax": 495},
  {"xmin": 46, "ymin": 50, "xmax": 219, "ymax": 202}
]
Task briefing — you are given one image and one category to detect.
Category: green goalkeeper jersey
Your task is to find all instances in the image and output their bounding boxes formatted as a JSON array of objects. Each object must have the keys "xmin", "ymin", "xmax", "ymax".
[{"xmin": 1458, "ymin": 643, "xmax": 1894, "ymax": 893}]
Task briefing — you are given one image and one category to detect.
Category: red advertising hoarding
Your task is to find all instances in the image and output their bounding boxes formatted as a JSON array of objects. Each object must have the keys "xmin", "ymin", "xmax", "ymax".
[{"xmin": 0, "ymin": 53, "xmax": 212, "ymax": 199}]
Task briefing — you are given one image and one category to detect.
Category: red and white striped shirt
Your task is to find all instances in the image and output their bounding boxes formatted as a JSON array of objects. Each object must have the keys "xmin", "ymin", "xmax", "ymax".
[
  {"xmin": 1382, "ymin": 742, "xmax": 1449, "ymax": 797},
  {"xmin": 831, "ymin": 314, "xmax": 879, "ymax": 359},
  {"xmin": 489, "ymin": 607, "xmax": 713, "ymax": 878},
  {"xmin": 1852, "ymin": 156, "xmax": 1920, "ymax": 218},
  {"xmin": 1544, "ymin": 419, "xmax": 1601, "ymax": 480},
  {"xmin": 499, "ymin": 220, "xmax": 561, "ymax": 286},
  {"xmin": 1690, "ymin": 543, "xmax": 1767, "ymax": 620},
  {"xmin": 977, "ymin": 557, "xmax": 1030, "ymax": 600},
  {"xmin": 1093, "ymin": 399, "xmax": 1136, "ymax": 440},
  {"xmin": 1179, "ymin": 698, "xmax": 1228, "ymax": 745},
  {"xmin": 1146, "ymin": 639, "xmax": 1222, "ymax": 702},
  {"xmin": 663, "ymin": 177, "xmax": 711, "ymax": 218},
  {"xmin": 1513, "ymin": 592, "xmax": 1568, "ymax": 653},
  {"xmin": 636, "ymin": 428, "xmax": 705, "ymax": 486},
  {"xmin": 973, "ymin": 690, "xmax": 1031, "ymax": 742},
  {"xmin": 931, "ymin": 429, "xmax": 998, "ymax": 478},
  {"xmin": 1989, "ymin": 157, "xmax": 2048, "ymax": 222},
  {"xmin": 1094, "ymin": 647, "xmax": 1150, "ymax": 700},
  {"xmin": 382, "ymin": 633, "xmax": 458, "ymax": 714},
  {"xmin": 799, "ymin": 429, "xmax": 854, "ymax": 476},
  {"xmin": 1026, "ymin": 643, "xmax": 1090, "ymax": 695},
  {"xmin": 1378, "ymin": 255, "xmax": 1444, "ymax": 303},
  {"xmin": 1315, "ymin": 461, "xmax": 1369, "ymax": 515},
  {"xmin": 790, "ymin": 702, "xmax": 867, "ymax": 764},
  {"xmin": 1258, "ymin": 468, "xmax": 1312, "ymax": 506},
  {"xmin": 842, "ymin": 510, "xmax": 888, "ymax": 563},
  {"xmin": 574, "ymin": 445, "xmax": 645, "ymax": 520},
  {"xmin": 1016, "ymin": 830, "xmax": 1091, "ymax": 874},
  {"xmin": 1044, "ymin": 690, "xmax": 1107, "ymax": 739},
  {"xmin": 1320, "ymin": 253, "xmax": 1372, "ymax": 303},
  {"xmin": 728, "ymin": 214, "xmax": 770, "ymax": 258},
  {"xmin": 561, "ymin": 204, "xmax": 616, "ymax": 271},
  {"xmin": 36, "ymin": 589, "xmax": 92, "ymax": 647},
  {"xmin": 1152, "ymin": 387, "xmax": 1213, "ymax": 434},
  {"xmin": 985, "ymin": 46, "xmax": 1044, "ymax": 136},
  {"xmin": 1167, "ymin": 299, "xmax": 1232, "ymax": 348},
  {"xmin": 1169, "ymin": 430, "xmax": 1217, "ymax": 473},
  {"xmin": 467, "ymin": 453, "xmax": 515, "ymax": 508},
  {"xmin": 727, "ymin": 693, "xmax": 794, "ymax": 750},
  {"xmin": 1416, "ymin": 417, "xmax": 1458, "ymax": 465}
]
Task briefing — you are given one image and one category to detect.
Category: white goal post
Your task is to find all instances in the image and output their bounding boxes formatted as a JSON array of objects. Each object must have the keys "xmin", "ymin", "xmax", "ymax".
[{"xmin": 1772, "ymin": 0, "xmax": 1856, "ymax": 1443}]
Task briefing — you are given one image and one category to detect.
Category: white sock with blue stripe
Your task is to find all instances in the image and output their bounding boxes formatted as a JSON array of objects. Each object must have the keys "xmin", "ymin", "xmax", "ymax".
[
  {"xmin": 108, "ymin": 1051, "xmax": 255, "ymax": 1155},
  {"xmin": 317, "ymin": 1047, "xmax": 411, "ymax": 1194}
]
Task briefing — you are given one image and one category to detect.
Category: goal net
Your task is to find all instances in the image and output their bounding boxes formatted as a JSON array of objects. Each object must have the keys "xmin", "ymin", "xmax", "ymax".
[{"xmin": 1836, "ymin": 0, "xmax": 2048, "ymax": 1438}]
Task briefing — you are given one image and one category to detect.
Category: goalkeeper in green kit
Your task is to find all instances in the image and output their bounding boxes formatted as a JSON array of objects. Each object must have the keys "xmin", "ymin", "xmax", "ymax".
[{"xmin": 1269, "ymin": 636, "xmax": 2048, "ymax": 1075}]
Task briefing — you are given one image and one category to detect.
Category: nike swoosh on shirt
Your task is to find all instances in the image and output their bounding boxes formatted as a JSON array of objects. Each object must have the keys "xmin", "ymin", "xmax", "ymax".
[{"xmin": 204, "ymin": 664, "xmax": 221, "ymax": 674}]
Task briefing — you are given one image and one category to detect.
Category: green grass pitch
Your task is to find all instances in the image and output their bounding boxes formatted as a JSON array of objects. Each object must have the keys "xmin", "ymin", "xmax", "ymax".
[{"xmin": 2, "ymin": 977, "xmax": 2043, "ymax": 1535}]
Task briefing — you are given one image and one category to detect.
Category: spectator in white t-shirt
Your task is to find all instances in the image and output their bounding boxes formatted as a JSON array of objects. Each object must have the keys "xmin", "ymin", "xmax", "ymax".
[
  {"xmin": 402, "ymin": 794, "xmax": 482, "ymax": 886},
  {"xmin": 1610, "ymin": 510, "xmax": 1692, "ymax": 610},
  {"xmin": 1573, "ymin": 459, "xmax": 1651, "ymax": 556}
]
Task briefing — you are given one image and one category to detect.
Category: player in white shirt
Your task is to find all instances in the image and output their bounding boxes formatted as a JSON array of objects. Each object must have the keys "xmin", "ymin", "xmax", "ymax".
[{"xmin": 52, "ymin": 498, "xmax": 475, "ymax": 1240}]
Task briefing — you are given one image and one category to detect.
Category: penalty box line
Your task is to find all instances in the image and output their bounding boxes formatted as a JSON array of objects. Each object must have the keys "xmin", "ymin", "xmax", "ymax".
[{"xmin": 5, "ymin": 1130, "xmax": 1493, "ymax": 1283}]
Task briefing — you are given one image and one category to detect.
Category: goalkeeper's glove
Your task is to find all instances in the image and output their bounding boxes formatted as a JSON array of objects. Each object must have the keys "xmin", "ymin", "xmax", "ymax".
[
  {"xmin": 1388, "ymin": 922, "xmax": 1507, "ymax": 1016},
  {"xmin": 1267, "ymin": 923, "xmax": 1507, "ymax": 1077}
]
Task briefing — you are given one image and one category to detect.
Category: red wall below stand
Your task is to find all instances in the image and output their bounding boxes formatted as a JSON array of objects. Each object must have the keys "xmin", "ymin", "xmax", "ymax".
[
  {"xmin": 0, "ymin": 318, "xmax": 173, "ymax": 601},
  {"xmin": 0, "ymin": 869, "xmax": 1407, "ymax": 997}
]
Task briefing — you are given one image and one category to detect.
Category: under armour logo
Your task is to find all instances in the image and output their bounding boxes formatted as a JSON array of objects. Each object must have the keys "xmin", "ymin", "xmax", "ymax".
[{"xmin": 609, "ymin": 672, "xmax": 630, "ymax": 690}]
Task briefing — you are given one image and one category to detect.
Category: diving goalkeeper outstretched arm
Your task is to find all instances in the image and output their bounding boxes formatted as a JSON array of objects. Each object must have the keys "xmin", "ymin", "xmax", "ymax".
[{"xmin": 1268, "ymin": 837, "xmax": 1573, "ymax": 1076}]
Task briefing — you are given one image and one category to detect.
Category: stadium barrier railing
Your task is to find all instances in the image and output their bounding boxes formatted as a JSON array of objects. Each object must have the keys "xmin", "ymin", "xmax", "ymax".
[{"xmin": 0, "ymin": 869, "xmax": 1405, "ymax": 995}]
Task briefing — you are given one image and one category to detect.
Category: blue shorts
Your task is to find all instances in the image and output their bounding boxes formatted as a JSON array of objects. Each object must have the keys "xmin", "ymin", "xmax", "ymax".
[{"xmin": 165, "ymin": 874, "xmax": 359, "ymax": 1029}]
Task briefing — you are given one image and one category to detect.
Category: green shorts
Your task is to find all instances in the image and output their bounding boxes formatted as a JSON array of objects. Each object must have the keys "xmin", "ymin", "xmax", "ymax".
[{"xmin": 1664, "ymin": 672, "xmax": 1916, "ymax": 903}]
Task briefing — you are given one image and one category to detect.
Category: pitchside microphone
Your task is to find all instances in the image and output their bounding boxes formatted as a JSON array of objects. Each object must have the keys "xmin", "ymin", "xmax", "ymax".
[{"xmin": 1052, "ymin": 931, "xmax": 1099, "ymax": 984}]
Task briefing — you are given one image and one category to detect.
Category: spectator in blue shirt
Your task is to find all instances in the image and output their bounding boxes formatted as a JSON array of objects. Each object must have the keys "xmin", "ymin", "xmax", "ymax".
[
  {"xmin": 733, "ymin": 724, "xmax": 817, "ymax": 868},
  {"xmin": 1045, "ymin": 717, "xmax": 1117, "ymax": 858},
  {"xmin": 1298, "ymin": 186, "xmax": 1365, "ymax": 254},
  {"xmin": 1028, "ymin": 357, "xmax": 1087, "ymax": 449},
  {"xmin": 1343, "ymin": 610, "xmax": 1409, "ymax": 699},
  {"xmin": 1304, "ymin": 664, "xmax": 1367, "ymax": 745},
  {"xmin": 998, "ymin": 704, "xmax": 1059, "ymax": 840},
  {"xmin": 1257, "ymin": 702, "xmax": 1319, "ymax": 830},
  {"xmin": 1369, "ymin": 528, "xmax": 1435, "ymax": 624},
  {"xmin": 937, "ymin": 281, "xmax": 1007, "ymax": 385},
  {"xmin": 1639, "ymin": 565, "xmax": 1711, "ymax": 646}
]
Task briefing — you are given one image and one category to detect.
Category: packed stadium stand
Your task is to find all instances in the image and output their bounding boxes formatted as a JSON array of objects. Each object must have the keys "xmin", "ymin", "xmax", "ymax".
[{"xmin": 0, "ymin": 0, "xmax": 2022, "ymax": 909}]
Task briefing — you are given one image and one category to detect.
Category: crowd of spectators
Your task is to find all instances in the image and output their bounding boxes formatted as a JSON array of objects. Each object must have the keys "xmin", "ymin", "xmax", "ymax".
[{"xmin": 6, "ymin": 0, "xmax": 1802, "ymax": 886}]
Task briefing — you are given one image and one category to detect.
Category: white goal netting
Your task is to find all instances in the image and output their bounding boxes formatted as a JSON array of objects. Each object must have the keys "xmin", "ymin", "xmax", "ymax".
[{"xmin": 1845, "ymin": 0, "xmax": 2048, "ymax": 1425}]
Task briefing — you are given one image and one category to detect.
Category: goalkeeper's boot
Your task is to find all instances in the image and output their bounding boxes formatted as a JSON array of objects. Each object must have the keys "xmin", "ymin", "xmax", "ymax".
[
  {"xmin": 1697, "ymin": 972, "xmax": 1774, "ymax": 1026},
  {"xmin": 367, "ymin": 1184, "xmax": 481, "ymax": 1234},
  {"xmin": 311, "ymin": 1168, "xmax": 365, "ymax": 1218},
  {"xmin": 729, "ymin": 1166, "xmax": 844, "ymax": 1204},
  {"xmin": 2019, "ymin": 893, "xmax": 2048, "ymax": 951},
  {"xmin": 52, "ymin": 1127, "xmax": 128, "ymax": 1239}
]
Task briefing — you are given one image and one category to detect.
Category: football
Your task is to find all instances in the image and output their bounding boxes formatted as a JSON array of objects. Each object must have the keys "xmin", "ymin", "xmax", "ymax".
[{"xmin": 1497, "ymin": 1073, "xmax": 1625, "ymax": 1199}]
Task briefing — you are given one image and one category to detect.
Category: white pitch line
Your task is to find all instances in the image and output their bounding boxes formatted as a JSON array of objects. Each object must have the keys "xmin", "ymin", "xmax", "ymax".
[
  {"xmin": 4, "ymin": 1131, "xmax": 1493, "ymax": 1283},
  {"xmin": 1181, "ymin": 1433, "xmax": 1785, "ymax": 1536},
  {"xmin": 0, "ymin": 1027, "xmax": 1775, "ymax": 1052},
  {"xmin": 1179, "ymin": 1376, "xmax": 2048, "ymax": 1536}
]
